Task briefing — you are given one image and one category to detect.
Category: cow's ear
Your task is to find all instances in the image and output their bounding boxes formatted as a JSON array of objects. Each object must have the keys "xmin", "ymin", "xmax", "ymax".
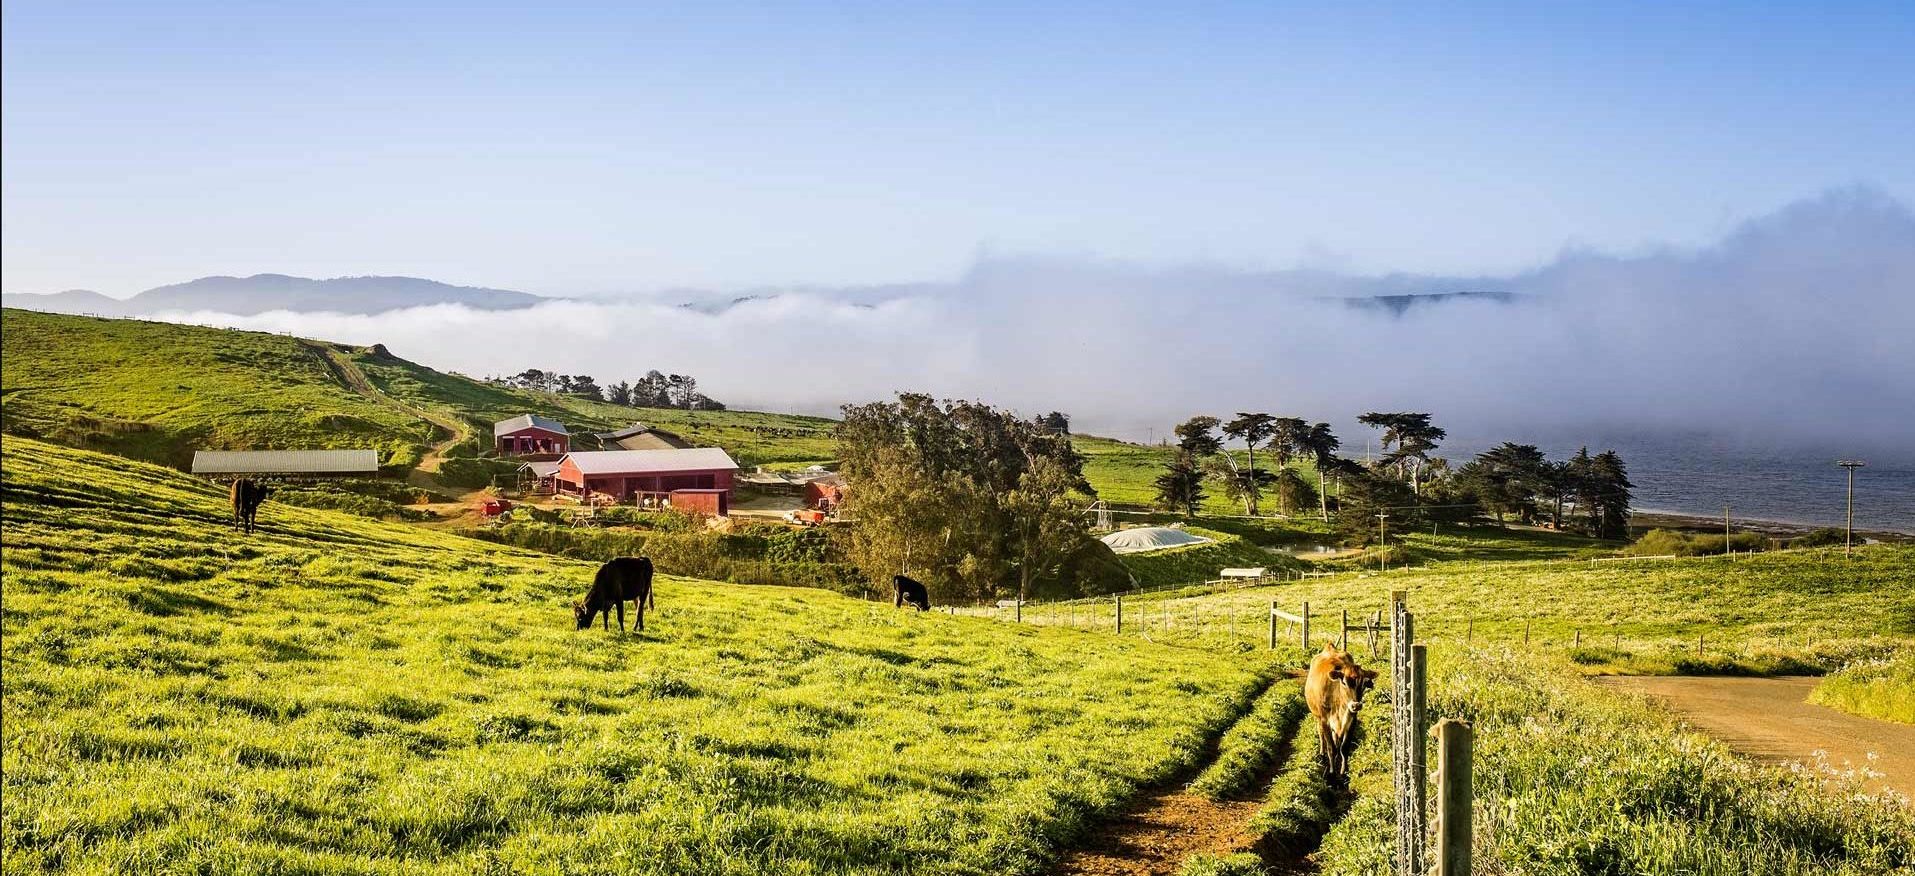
[{"xmin": 1362, "ymin": 669, "xmax": 1379, "ymax": 680}]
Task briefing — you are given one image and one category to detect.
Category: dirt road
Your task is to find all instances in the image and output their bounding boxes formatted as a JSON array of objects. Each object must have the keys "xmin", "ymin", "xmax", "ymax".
[{"xmin": 1598, "ymin": 675, "xmax": 1915, "ymax": 798}]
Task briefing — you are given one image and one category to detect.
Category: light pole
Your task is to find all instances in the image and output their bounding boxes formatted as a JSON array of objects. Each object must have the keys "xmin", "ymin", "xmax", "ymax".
[{"xmin": 1837, "ymin": 461, "xmax": 1866, "ymax": 557}]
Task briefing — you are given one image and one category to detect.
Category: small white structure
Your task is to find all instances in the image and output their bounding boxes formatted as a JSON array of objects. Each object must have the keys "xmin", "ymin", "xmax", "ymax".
[{"xmin": 1099, "ymin": 526, "xmax": 1215, "ymax": 555}]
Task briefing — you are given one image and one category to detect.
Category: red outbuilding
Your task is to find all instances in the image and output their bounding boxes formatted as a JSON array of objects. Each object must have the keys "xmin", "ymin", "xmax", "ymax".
[
  {"xmin": 554, "ymin": 448, "xmax": 740, "ymax": 515},
  {"xmin": 495, "ymin": 414, "xmax": 570, "ymax": 456}
]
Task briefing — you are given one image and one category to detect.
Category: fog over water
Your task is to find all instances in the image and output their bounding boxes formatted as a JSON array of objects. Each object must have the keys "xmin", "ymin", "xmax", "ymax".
[{"xmin": 144, "ymin": 188, "xmax": 1915, "ymax": 531}]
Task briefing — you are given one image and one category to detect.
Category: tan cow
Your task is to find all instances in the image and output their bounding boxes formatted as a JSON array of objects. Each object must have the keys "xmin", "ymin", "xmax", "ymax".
[{"xmin": 1304, "ymin": 642, "xmax": 1379, "ymax": 779}]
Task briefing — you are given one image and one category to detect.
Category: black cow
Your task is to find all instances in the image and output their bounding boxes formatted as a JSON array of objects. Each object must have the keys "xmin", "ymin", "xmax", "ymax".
[
  {"xmin": 575, "ymin": 557, "xmax": 655, "ymax": 632},
  {"xmin": 229, "ymin": 479, "xmax": 273, "ymax": 534},
  {"xmin": 893, "ymin": 575, "xmax": 931, "ymax": 611}
]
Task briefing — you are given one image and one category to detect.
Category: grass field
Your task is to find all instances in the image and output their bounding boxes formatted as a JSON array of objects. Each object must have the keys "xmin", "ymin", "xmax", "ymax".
[
  {"xmin": 1, "ymin": 310, "xmax": 842, "ymax": 470},
  {"xmin": 0, "ymin": 435, "xmax": 1272, "ymax": 875},
  {"xmin": 0, "ymin": 310, "xmax": 434, "ymax": 467},
  {"xmin": 1314, "ymin": 649, "xmax": 1914, "ymax": 875},
  {"xmin": 1035, "ymin": 544, "xmax": 1915, "ymax": 674},
  {"xmin": 1811, "ymin": 651, "xmax": 1915, "ymax": 725}
]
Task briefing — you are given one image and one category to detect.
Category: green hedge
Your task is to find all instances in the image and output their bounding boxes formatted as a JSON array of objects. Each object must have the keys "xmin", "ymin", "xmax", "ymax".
[{"xmin": 463, "ymin": 522, "xmax": 865, "ymax": 593}]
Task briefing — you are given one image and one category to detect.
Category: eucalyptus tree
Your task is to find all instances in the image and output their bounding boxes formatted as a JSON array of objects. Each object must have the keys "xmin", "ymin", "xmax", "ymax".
[
  {"xmin": 1296, "ymin": 422, "xmax": 1343, "ymax": 520},
  {"xmin": 1356, "ymin": 411, "xmax": 1448, "ymax": 496},
  {"xmin": 1221, "ymin": 412, "xmax": 1278, "ymax": 515}
]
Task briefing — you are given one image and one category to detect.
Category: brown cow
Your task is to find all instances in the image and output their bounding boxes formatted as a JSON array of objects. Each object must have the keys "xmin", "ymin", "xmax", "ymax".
[{"xmin": 1304, "ymin": 642, "xmax": 1379, "ymax": 779}]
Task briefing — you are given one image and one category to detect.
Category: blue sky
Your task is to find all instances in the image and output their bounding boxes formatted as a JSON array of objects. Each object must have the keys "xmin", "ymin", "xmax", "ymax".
[{"xmin": 4, "ymin": 1, "xmax": 1911, "ymax": 296}]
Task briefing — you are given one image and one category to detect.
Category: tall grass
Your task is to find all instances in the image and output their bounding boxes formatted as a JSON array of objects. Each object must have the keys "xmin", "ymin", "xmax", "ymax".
[
  {"xmin": 1811, "ymin": 651, "xmax": 1915, "ymax": 725},
  {"xmin": 1311, "ymin": 649, "xmax": 1915, "ymax": 875}
]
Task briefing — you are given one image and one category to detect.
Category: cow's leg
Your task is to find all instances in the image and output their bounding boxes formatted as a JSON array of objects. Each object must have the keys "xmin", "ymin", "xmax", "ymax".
[
  {"xmin": 646, "ymin": 586, "xmax": 654, "ymax": 610},
  {"xmin": 635, "ymin": 599, "xmax": 645, "ymax": 632},
  {"xmin": 1317, "ymin": 720, "xmax": 1333, "ymax": 774},
  {"xmin": 616, "ymin": 600, "xmax": 626, "ymax": 632},
  {"xmin": 601, "ymin": 607, "xmax": 609, "ymax": 630}
]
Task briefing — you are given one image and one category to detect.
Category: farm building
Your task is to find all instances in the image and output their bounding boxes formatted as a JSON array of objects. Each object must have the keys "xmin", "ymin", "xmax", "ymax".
[
  {"xmin": 494, "ymin": 414, "xmax": 570, "ymax": 456},
  {"xmin": 554, "ymin": 447, "xmax": 740, "ymax": 515},
  {"xmin": 191, "ymin": 449, "xmax": 382, "ymax": 480},
  {"xmin": 804, "ymin": 473, "xmax": 846, "ymax": 511},
  {"xmin": 517, "ymin": 460, "xmax": 562, "ymax": 494},
  {"xmin": 593, "ymin": 422, "xmax": 693, "ymax": 451}
]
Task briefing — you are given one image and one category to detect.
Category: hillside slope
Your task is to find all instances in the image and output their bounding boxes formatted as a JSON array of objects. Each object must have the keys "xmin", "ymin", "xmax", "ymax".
[
  {"xmin": 0, "ymin": 309, "xmax": 836, "ymax": 468},
  {"xmin": 0, "ymin": 435, "xmax": 1264, "ymax": 874}
]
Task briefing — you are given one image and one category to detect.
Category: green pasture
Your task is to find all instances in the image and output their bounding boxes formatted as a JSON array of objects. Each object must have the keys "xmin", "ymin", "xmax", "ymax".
[
  {"xmin": 1316, "ymin": 649, "xmax": 1913, "ymax": 875},
  {"xmin": 1, "ymin": 309, "xmax": 842, "ymax": 471},
  {"xmin": 0, "ymin": 436, "xmax": 1268, "ymax": 875}
]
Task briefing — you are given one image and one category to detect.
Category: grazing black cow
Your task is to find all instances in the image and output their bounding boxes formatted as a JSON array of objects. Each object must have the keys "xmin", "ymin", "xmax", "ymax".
[
  {"xmin": 893, "ymin": 575, "xmax": 931, "ymax": 611},
  {"xmin": 229, "ymin": 479, "xmax": 273, "ymax": 534},
  {"xmin": 575, "ymin": 557, "xmax": 655, "ymax": 632}
]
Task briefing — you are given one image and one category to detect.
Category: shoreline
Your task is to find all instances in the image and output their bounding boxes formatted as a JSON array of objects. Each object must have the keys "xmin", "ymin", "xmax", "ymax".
[{"xmin": 1629, "ymin": 508, "xmax": 1913, "ymax": 541}]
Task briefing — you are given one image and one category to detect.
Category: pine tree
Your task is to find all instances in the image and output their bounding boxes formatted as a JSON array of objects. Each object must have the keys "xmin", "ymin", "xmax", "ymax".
[{"xmin": 1154, "ymin": 451, "xmax": 1208, "ymax": 517}]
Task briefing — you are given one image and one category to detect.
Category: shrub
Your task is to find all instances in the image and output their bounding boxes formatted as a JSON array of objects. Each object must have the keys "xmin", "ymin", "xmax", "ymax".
[
  {"xmin": 1791, "ymin": 527, "xmax": 1849, "ymax": 549},
  {"xmin": 1625, "ymin": 528, "xmax": 1768, "ymax": 557}
]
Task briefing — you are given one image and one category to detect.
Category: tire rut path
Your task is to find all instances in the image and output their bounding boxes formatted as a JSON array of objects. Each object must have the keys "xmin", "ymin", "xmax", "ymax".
[{"xmin": 1053, "ymin": 683, "xmax": 1320, "ymax": 876}]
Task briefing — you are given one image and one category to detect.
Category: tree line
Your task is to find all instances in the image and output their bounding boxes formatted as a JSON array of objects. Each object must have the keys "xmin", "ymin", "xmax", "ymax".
[
  {"xmin": 1155, "ymin": 411, "xmax": 1634, "ymax": 542},
  {"xmin": 491, "ymin": 369, "xmax": 725, "ymax": 411}
]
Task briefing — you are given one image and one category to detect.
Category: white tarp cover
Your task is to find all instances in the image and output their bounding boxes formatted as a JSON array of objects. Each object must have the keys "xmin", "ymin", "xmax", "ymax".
[{"xmin": 1099, "ymin": 526, "xmax": 1214, "ymax": 554}]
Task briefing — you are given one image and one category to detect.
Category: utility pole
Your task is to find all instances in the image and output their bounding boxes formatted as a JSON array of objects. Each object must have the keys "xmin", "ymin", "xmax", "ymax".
[
  {"xmin": 1723, "ymin": 505, "xmax": 1732, "ymax": 555},
  {"xmin": 1838, "ymin": 461, "xmax": 1866, "ymax": 557},
  {"xmin": 1377, "ymin": 512, "xmax": 1390, "ymax": 572}
]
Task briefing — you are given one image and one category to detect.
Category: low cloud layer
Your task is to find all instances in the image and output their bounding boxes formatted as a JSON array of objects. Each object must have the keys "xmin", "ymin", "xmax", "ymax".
[{"xmin": 150, "ymin": 187, "xmax": 1915, "ymax": 454}]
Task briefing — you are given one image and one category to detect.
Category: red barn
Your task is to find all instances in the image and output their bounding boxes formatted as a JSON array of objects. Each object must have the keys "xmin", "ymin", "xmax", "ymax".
[
  {"xmin": 555, "ymin": 448, "xmax": 740, "ymax": 515},
  {"xmin": 495, "ymin": 414, "xmax": 570, "ymax": 456}
]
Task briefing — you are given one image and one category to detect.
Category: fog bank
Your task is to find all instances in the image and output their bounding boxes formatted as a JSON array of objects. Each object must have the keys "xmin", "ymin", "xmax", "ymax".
[{"xmin": 151, "ymin": 188, "xmax": 1915, "ymax": 454}]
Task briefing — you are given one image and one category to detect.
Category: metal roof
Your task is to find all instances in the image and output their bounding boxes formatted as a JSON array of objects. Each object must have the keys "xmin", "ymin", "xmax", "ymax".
[
  {"xmin": 192, "ymin": 449, "xmax": 382, "ymax": 476},
  {"xmin": 519, "ymin": 460, "xmax": 562, "ymax": 477},
  {"xmin": 494, "ymin": 413, "xmax": 570, "ymax": 436},
  {"xmin": 561, "ymin": 448, "xmax": 739, "ymax": 476}
]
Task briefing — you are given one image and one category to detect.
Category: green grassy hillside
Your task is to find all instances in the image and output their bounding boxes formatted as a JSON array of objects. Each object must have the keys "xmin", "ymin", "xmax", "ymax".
[
  {"xmin": 1031, "ymin": 545, "xmax": 1915, "ymax": 674},
  {"xmin": 0, "ymin": 435, "xmax": 1266, "ymax": 875},
  {"xmin": 1, "ymin": 309, "xmax": 838, "ymax": 469},
  {"xmin": 1, "ymin": 310, "xmax": 435, "ymax": 468}
]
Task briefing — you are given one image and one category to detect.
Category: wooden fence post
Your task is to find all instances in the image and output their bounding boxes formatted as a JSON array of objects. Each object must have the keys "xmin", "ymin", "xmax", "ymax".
[
  {"xmin": 1573, "ymin": 629, "xmax": 1580, "ymax": 648},
  {"xmin": 1269, "ymin": 600, "xmax": 1278, "ymax": 650},
  {"xmin": 1523, "ymin": 619, "xmax": 1530, "ymax": 647},
  {"xmin": 1434, "ymin": 719, "xmax": 1473, "ymax": 876},
  {"xmin": 1115, "ymin": 594, "xmax": 1123, "ymax": 634},
  {"xmin": 1301, "ymin": 600, "xmax": 1311, "ymax": 650}
]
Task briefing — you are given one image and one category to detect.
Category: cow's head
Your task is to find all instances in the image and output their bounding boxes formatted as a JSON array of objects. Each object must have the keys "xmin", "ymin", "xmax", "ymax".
[
  {"xmin": 573, "ymin": 599, "xmax": 593, "ymax": 630},
  {"xmin": 1321, "ymin": 644, "xmax": 1380, "ymax": 712}
]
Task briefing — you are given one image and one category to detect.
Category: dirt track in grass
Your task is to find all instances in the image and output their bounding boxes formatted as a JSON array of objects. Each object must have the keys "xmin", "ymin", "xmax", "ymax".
[
  {"xmin": 1599, "ymin": 674, "xmax": 1915, "ymax": 799},
  {"xmin": 1053, "ymin": 722, "xmax": 1318, "ymax": 876}
]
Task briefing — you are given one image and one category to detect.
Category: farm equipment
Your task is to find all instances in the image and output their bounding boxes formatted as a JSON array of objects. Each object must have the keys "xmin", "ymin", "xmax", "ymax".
[
  {"xmin": 785, "ymin": 508, "xmax": 829, "ymax": 527},
  {"xmin": 480, "ymin": 498, "xmax": 514, "ymax": 519}
]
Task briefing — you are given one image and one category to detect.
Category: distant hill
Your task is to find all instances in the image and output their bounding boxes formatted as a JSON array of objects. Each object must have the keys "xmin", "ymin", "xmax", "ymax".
[
  {"xmin": 1332, "ymin": 290, "xmax": 1520, "ymax": 315},
  {"xmin": 1, "ymin": 273, "xmax": 551, "ymax": 317},
  {"xmin": 0, "ymin": 309, "xmax": 836, "ymax": 469}
]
